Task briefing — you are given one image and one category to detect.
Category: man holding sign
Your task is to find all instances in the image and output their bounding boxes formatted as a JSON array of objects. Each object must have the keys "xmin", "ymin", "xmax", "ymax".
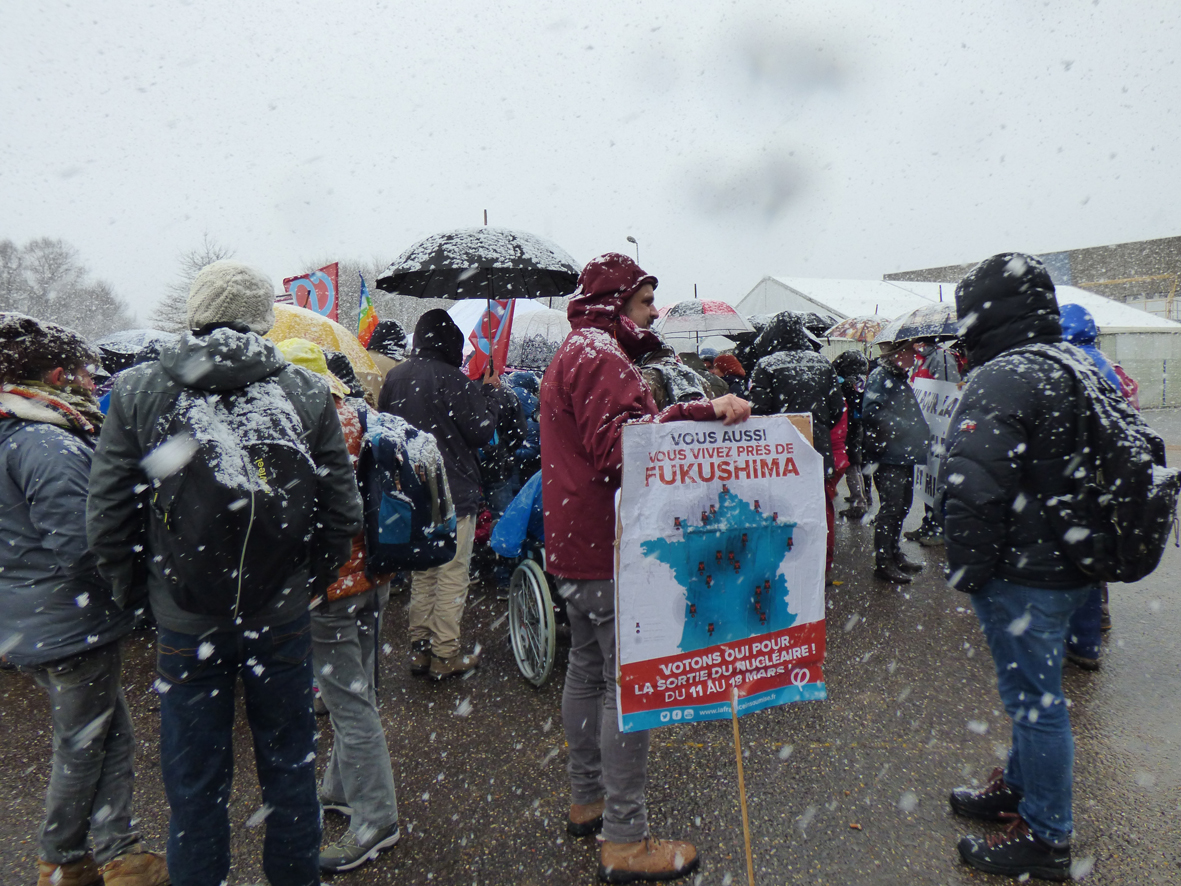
[{"xmin": 540, "ymin": 253, "xmax": 749, "ymax": 883}]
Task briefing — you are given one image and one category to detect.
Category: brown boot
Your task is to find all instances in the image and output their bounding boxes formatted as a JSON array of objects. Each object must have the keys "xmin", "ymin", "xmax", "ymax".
[
  {"xmin": 599, "ymin": 837, "xmax": 698, "ymax": 883},
  {"xmin": 429, "ymin": 651, "xmax": 479, "ymax": 680},
  {"xmin": 409, "ymin": 639, "xmax": 431, "ymax": 676},
  {"xmin": 567, "ymin": 797, "xmax": 605, "ymax": 837},
  {"xmin": 99, "ymin": 850, "xmax": 170, "ymax": 886},
  {"xmin": 37, "ymin": 856, "xmax": 101, "ymax": 886}
]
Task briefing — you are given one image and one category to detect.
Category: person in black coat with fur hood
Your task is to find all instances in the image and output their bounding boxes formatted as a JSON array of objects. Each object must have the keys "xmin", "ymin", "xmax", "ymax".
[{"xmin": 942, "ymin": 253, "xmax": 1099, "ymax": 881}]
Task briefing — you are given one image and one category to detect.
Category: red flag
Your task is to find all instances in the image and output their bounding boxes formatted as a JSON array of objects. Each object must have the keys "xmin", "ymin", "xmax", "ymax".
[
  {"xmin": 466, "ymin": 299, "xmax": 516, "ymax": 379},
  {"xmin": 283, "ymin": 262, "xmax": 340, "ymax": 322}
]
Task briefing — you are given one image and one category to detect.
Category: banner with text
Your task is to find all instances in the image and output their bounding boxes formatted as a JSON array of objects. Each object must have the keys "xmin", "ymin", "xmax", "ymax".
[
  {"xmin": 911, "ymin": 377, "xmax": 964, "ymax": 508},
  {"xmin": 616, "ymin": 415, "xmax": 827, "ymax": 733}
]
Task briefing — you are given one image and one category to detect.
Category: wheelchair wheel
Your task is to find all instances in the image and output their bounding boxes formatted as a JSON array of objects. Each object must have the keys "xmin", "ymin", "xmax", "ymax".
[{"xmin": 509, "ymin": 558, "xmax": 557, "ymax": 687}]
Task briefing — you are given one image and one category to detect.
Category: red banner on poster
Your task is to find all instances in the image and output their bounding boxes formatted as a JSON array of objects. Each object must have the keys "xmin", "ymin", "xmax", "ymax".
[{"xmin": 283, "ymin": 263, "xmax": 340, "ymax": 322}]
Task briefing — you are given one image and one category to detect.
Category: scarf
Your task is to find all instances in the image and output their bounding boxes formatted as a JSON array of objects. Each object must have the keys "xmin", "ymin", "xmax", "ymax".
[{"xmin": 0, "ymin": 381, "xmax": 103, "ymax": 436}]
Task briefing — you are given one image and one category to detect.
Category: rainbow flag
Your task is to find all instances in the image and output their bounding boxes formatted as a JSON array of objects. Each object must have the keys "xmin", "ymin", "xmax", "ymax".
[{"xmin": 356, "ymin": 274, "xmax": 379, "ymax": 348}]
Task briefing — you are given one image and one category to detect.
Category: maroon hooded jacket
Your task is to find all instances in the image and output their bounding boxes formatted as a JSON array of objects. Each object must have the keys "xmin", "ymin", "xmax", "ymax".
[{"xmin": 540, "ymin": 253, "xmax": 716, "ymax": 580}]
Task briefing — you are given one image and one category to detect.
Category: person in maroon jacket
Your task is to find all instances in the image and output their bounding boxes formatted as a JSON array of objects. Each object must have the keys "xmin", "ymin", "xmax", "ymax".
[{"xmin": 540, "ymin": 253, "xmax": 750, "ymax": 883}]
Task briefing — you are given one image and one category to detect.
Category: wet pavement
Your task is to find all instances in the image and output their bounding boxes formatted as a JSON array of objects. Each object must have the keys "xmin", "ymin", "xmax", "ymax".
[{"xmin": 3, "ymin": 414, "xmax": 1180, "ymax": 885}]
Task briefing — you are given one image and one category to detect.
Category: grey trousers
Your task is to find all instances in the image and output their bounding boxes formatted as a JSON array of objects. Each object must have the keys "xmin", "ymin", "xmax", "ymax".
[
  {"xmin": 312, "ymin": 585, "xmax": 399, "ymax": 837},
  {"xmin": 28, "ymin": 642, "xmax": 140, "ymax": 865},
  {"xmin": 559, "ymin": 579, "xmax": 650, "ymax": 844}
]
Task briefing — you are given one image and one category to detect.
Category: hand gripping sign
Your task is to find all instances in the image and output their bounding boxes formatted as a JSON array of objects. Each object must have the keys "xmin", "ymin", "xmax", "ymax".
[{"xmin": 615, "ymin": 414, "xmax": 827, "ymax": 733}]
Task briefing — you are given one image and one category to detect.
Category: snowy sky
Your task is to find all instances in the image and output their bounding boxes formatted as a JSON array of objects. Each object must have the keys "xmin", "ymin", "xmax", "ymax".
[{"xmin": 3, "ymin": 0, "xmax": 1178, "ymax": 321}]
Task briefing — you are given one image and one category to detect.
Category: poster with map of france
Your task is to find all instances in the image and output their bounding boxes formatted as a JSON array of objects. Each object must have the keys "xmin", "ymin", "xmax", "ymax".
[{"xmin": 616, "ymin": 415, "xmax": 828, "ymax": 733}]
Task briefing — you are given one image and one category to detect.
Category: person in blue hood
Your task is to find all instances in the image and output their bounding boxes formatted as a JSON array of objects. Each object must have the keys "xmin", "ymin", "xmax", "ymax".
[
  {"xmin": 1058, "ymin": 303, "xmax": 1125, "ymax": 670},
  {"xmin": 1059, "ymin": 304, "xmax": 1121, "ymax": 392}
]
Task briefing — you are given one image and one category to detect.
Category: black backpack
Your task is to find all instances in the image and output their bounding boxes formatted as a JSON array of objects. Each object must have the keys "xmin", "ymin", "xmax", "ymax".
[
  {"xmin": 1021, "ymin": 344, "xmax": 1181, "ymax": 584},
  {"xmin": 356, "ymin": 408, "xmax": 457, "ymax": 574},
  {"xmin": 146, "ymin": 376, "xmax": 318, "ymax": 620}
]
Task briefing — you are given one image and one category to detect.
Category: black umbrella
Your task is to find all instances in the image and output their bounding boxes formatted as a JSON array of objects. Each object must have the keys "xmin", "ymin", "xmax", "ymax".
[{"xmin": 375, "ymin": 227, "xmax": 580, "ymax": 300}]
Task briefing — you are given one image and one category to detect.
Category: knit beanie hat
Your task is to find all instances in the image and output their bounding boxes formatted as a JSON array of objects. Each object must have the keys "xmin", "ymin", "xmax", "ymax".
[{"xmin": 187, "ymin": 260, "xmax": 276, "ymax": 334}]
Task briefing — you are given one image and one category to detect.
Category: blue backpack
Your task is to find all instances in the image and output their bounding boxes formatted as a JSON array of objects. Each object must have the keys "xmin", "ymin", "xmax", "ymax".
[{"xmin": 357, "ymin": 408, "xmax": 457, "ymax": 574}]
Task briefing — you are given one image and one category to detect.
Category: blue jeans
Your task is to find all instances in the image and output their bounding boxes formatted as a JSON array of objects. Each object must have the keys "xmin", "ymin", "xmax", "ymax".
[
  {"xmin": 156, "ymin": 613, "xmax": 320, "ymax": 886},
  {"xmin": 971, "ymin": 579, "xmax": 1091, "ymax": 846},
  {"xmin": 1067, "ymin": 584, "xmax": 1104, "ymax": 660}
]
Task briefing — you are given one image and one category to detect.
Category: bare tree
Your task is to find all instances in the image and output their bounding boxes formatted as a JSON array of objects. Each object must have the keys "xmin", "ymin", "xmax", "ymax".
[
  {"xmin": 149, "ymin": 234, "xmax": 235, "ymax": 332},
  {"xmin": 0, "ymin": 237, "xmax": 135, "ymax": 339}
]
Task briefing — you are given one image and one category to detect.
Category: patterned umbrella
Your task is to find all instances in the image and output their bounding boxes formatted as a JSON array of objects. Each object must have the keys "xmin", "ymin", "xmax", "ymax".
[
  {"xmin": 823, "ymin": 316, "xmax": 886, "ymax": 343},
  {"xmin": 375, "ymin": 227, "xmax": 580, "ymax": 300},
  {"xmin": 875, "ymin": 303, "xmax": 959, "ymax": 346},
  {"xmin": 654, "ymin": 300, "xmax": 754, "ymax": 337}
]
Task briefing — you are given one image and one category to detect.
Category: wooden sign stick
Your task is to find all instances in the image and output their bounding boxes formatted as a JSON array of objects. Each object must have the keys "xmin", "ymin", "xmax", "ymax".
[{"xmin": 731, "ymin": 687, "xmax": 756, "ymax": 886}]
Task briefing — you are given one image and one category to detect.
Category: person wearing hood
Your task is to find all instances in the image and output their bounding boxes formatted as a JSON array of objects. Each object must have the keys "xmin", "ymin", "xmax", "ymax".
[
  {"xmin": 1, "ymin": 314, "xmax": 169, "ymax": 886},
  {"xmin": 1058, "ymin": 303, "xmax": 1134, "ymax": 666},
  {"xmin": 942, "ymin": 253, "xmax": 1100, "ymax": 881},
  {"xmin": 861, "ymin": 340, "xmax": 929, "ymax": 584},
  {"xmin": 87, "ymin": 261, "xmax": 363, "ymax": 886},
  {"xmin": 379, "ymin": 309, "xmax": 512, "ymax": 679},
  {"xmin": 747, "ymin": 311, "xmax": 846, "ymax": 573},
  {"xmin": 541, "ymin": 253, "xmax": 750, "ymax": 883},
  {"xmin": 831, "ymin": 349, "xmax": 871, "ymax": 519}
]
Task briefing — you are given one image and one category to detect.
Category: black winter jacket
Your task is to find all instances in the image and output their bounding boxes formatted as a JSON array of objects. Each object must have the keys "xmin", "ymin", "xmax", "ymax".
[
  {"xmin": 748, "ymin": 312, "xmax": 845, "ymax": 474},
  {"xmin": 862, "ymin": 363, "xmax": 928, "ymax": 466},
  {"xmin": 87, "ymin": 328, "xmax": 363, "ymax": 634},
  {"xmin": 379, "ymin": 310, "xmax": 505, "ymax": 517},
  {"xmin": 943, "ymin": 252, "xmax": 1093, "ymax": 594}
]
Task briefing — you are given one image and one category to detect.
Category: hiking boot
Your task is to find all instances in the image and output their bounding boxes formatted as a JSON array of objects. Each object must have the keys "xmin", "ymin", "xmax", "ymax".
[
  {"xmin": 409, "ymin": 639, "xmax": 431, "ymax": 676},
  {"xmin": 949, "ymin": 767, "xmax": 1021, "ymax": 821},
  {"xmin": 918, "ymin": 533, "xmax": 945, "ymax": 547},
  {"xmin": 957, "ymin": 813, "xmax": 1070, "ymax": 881},
  {"xmin": 567, "ymin": 798, "xmax": 605, "ymax": 837},
  {"xmin": 1066, "ymin": 649, "xmax": 1101, "ymax": 671},
  {"xmin": 430, "ymin": 651, "xmax": 479, "ymax": 680},
  {"xmin": 599, "ymin": 837, "xmax": 699, "ymax": 883},
  {"xmin": 839, "ymin": 504, "xmax": 866, "ymax": 519},
  {"xmin": 37, "ymin": 856, "xmax": 101, "ymax": 886},
  {"xmin": 894, "ymin": 554, "xmax": 924, "ymax": 574},
  {"xmin": 320, "ymin": 823, "xmax": 400, "ymax": 873},
  {"xmin": 99, "ymin": 850, "xmax": 170, "ymax": 886},
  {"xmin": 902, "ymin": 527, "xmax": 924, "ymax": 541},
  {"xmin": 873, "ymin": 561, "xmax": 912, "ymax": 584}
]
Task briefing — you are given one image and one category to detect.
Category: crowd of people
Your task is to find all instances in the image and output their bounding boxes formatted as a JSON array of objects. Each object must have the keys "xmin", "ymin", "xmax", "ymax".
[{"xmin": 0, "ymin": 249, "xmax": 1154, "ymax": 885}]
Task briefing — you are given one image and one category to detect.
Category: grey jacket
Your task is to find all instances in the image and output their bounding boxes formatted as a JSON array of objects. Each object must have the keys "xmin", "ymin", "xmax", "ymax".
[
  {"xmin": 87, "ymin": 328, "xmax": 363, "ymax": 635},
  {"xmin": 861, "ymin": 363, "xmax": 929, "ymax": 466},
  {"xmin": 0, "ymin": 410, "xmax": 133, "ymax": 667}
]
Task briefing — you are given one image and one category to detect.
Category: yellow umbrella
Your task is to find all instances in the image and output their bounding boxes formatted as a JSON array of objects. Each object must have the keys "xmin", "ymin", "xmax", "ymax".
[{"xmin": 265, "ymin": 303, "xmax": 383, "ymax": 402}]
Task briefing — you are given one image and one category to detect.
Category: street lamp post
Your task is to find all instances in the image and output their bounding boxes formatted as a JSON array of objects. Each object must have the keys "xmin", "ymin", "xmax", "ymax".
[{"xmin": 626, "ymin": 235, "xmax": 639, "ymax": 264}]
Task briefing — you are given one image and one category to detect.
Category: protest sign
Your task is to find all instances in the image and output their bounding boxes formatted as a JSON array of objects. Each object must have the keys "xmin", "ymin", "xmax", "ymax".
[
  {"xmin": 282, "ymin": 262, "xmax": 340, "ymax": 322},
  {"xmin": 616, "ymin": 414, "xmax": 827, "ymax": 733},
  {"xmin": 911, "ymin": 378, "xmax": 964, "ymax": 507}
]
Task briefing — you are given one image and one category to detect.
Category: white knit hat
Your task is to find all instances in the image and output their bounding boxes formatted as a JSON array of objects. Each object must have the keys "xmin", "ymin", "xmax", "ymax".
[{"xmin": 186, "ymin": 260, "xmax": 276, "ymax": 334}]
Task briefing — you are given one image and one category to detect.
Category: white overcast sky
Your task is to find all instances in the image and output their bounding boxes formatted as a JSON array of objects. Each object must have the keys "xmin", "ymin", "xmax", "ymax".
[{"xmin": 2, "ymin": 0, "xmax": 1178, "ymax": 320}]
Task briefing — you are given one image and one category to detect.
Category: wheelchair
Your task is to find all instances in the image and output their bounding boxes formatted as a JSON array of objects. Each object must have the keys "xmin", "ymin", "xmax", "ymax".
[{"xmin": 490, "ymin": 473, "xmax": 567, "ymax": 687}]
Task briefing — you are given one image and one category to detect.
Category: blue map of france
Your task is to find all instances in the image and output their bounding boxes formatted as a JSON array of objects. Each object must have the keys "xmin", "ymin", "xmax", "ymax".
[{"xmin": 642, "ymin": 486, "xmax": 798, "ymax": 653}]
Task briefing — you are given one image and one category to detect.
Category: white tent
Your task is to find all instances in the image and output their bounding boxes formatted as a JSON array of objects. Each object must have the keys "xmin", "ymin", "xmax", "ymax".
[{"xmin": 735, "ymin": 276, "xmax": 1180, "ymax": 332}]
